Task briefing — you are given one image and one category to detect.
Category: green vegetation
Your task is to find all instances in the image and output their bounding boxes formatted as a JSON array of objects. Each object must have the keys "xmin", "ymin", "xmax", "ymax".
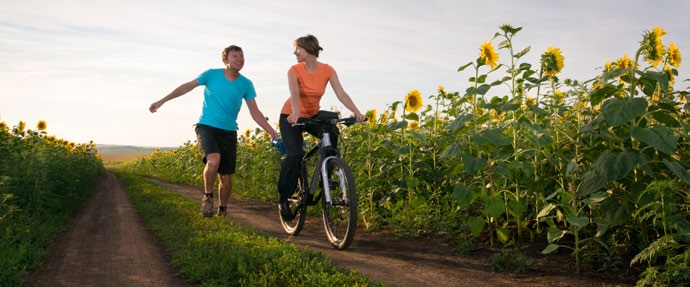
[
  {"xmin": 1, "ymin": 23, "xmax": 685, "ymax": 287},
  {"xmin": 114, "ymin": 170, "xmax": 378, "ymax": 286},
  {"xmin": 0, "ymin": 120, "xmax": 104, "ymax": 287},
  {"xmin": 123, "ymin": 25, "xmax": 689, "ymax": 286}
]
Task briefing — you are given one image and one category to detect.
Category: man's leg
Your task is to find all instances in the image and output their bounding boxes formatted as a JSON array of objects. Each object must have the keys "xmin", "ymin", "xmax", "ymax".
[
  {"xmin": 218, "ymin": 173, "xmax": 232, "ymax": 208},
  {"xmin": 203, "ymin": 153, "xmax": 221, "ymax": 194},
  {"xmin": 200, "ymin": 152, "xmax": 220, "ymax": 217}
]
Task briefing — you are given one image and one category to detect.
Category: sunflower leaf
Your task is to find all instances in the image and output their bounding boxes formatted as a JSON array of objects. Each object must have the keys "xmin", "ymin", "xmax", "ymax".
[
  {"xmin": 662, "ymin": 159, "xmax": 690, "ymax": 185},
  {"xmin": 601, "ymin": 97, "xmax": 647, "ymax": 126},
  {"xmin": 631, "ymin": 125, "xmax": 677, "ymax": 154},
  {"xmin": 386, "ymin": 121, "xmax": 408, "ymax": 131},
  {"xmin": 466, "ymin": 84, "xmax": 491, "ymax": 96},
  {"xmin": 457, "ymin": 62, "xmax": 473, "ymax": 72},
  {"xmin": 514, "ymin": 46, "xmax": 531, "ymax": 59}
]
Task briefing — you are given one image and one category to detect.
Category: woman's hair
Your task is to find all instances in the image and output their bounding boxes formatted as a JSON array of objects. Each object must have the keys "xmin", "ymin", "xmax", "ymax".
[
  {"xmin": 294, "ymin": 35, "xmax": 323, "ymax": 57},
  {"xmin": 222, "ymin": 45, "xmax": 243, "ymax": 60}
]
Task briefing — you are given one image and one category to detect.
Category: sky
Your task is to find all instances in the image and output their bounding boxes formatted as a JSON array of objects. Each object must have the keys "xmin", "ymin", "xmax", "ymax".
[{"xmin": 1, "ymin": 0, "xmax": 688, "ymax": 147}]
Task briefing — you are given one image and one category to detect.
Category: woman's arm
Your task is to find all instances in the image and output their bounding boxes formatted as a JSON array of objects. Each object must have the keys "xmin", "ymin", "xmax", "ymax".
[
  {"xmin": 329, "ymin": 71, "xmax": 365, "ymax": 121},
  {"xmin": 287, "ymin": 72, "xmax": 302, "ymax": 124}
]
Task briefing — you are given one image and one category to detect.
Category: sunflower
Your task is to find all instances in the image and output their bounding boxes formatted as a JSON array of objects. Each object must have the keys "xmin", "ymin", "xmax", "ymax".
[
  {"xmin": 405, "ymin": 89, "xmax": 423, "ymax": 113},
  {"xmin": 642, "ymin": 26, "xmax": 666, "ymax": 67},
  {"xmin": 0, "ymin": 122, "xmax": 7, "ymax": 132},
  {"xmin": 668, "ymin": 42, "xmax": 681, "ymax": 68},
  {"xmin": 37, "ymin": 120, "xmax": 47, "ymax": 131},
  {"xmin": 554, "ymin": 90, "xmax": 565, "ymax": 105},
  {"xmin": 475, "ymin": 107, "xmax": 486, "ymax": 116},
  {"xmin": 438, "ymin": 85, "xmax": 447, "ymax": 98},
  {"xmin": 409, "ymin": 121, "xmax": 419, "ymax": 129},
  {"xmin": 380, "ymin": 110, "xmax": 389, "ymax": 125},
  {"xmin": 366, "ymin": 109, "xmax": 377, "ymax": 125},
  {"xmin": 523, "ymin": 97, "xmax": 536, "ymax": 110},
  {"xmin": 490, "ymin": 109, "xmax": 504, "ymax": 121},
  {"xmin": 604, "ymin": 60, "xmax": 612, "ymax": 72},
  {"xmin": 616, "ymin": 54, "xmax": 633, "ymax": 70},
  {"xmin": 541, "ymin": 46, "xmax": 565, "ymax": 77},
  {"xmin": 390, "ymin": 104, "xmax": 398, "ymax": 121},
  {"xmin": 480, "ymin": 41, "xmax": 499, "ymax": 69}
]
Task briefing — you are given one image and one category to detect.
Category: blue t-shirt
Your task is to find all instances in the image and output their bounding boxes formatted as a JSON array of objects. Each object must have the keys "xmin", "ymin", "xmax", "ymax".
[{"xmin": 196, "ymin": 69, "xmax": 256, "ymax": 131}]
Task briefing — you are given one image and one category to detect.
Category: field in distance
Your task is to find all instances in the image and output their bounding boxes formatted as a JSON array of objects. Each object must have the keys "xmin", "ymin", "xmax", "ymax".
[{"xmin": 97, "ymin": 144, "xmax": 175, "ymax": 163}]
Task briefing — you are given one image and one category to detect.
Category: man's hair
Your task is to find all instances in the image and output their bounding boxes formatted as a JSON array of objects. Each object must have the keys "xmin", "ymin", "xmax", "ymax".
[
  {"xmin": 294, "ymin": 34, "xmax": 323, "ymax": 57},
  {"xmin": 222, "ymin": 45, "xmax": 243, "ymax": 60}
]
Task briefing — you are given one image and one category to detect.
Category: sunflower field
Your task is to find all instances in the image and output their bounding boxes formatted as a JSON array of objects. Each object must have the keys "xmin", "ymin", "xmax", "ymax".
[
  {"xmin": 0, "ymin": 119, "xmax": 104, "ymax": 286},
  {"xmin": 123, "ymin": 24, "xmax": 689, "ymax": 285}
]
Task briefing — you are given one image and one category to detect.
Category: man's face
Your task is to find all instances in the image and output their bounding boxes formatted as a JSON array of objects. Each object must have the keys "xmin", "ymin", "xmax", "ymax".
[{"xmin": 224, "ymin": 50, "xmax": 245, "ymax": 70}]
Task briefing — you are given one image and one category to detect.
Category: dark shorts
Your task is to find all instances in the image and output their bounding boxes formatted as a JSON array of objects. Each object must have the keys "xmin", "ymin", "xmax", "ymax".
[{"xmin": 194, "ymin": 124, "xmax": 237, "ymax": 175}]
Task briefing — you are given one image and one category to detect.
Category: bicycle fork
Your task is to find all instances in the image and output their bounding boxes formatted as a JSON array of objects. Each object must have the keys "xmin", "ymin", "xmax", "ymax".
[{"xmin": 319, "ymin": 132, "xmax": 347, "ymax": 205}]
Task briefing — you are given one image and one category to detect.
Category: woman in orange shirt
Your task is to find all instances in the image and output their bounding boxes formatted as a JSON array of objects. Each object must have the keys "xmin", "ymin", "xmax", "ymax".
[{"xmin": 277, "ymin": 34, "xmax": 365, "ymax": 220}]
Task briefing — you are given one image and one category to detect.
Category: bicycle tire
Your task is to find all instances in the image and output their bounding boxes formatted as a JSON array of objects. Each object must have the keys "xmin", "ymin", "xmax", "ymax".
[
  {"xmin": 280, "ymin": 176, "xmax": 307, "ymax": 235},
  {"xmin": 321, "ymin": 158, "xmax": 357, "ymax": 250}
]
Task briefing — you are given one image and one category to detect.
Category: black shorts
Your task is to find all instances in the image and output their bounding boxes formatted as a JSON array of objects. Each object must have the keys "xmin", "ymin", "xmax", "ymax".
[{"xmin": 194, "ymin": 124, "xmax": 237, "ymax": 174}]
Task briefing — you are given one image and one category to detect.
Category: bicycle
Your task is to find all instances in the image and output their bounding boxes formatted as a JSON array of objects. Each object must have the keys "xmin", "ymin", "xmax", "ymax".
[{"xmin": 278, "ymin": 112, "xmax": 359, "ymax": 250}]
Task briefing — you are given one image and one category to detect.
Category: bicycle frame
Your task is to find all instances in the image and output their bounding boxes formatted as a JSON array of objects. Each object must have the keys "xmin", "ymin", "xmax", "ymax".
[
  {"xmin": 302, "ymin": 128, "xmax": 339, "ymax": 205},
  {"xmin": 297, "ymin": 117, "xmax": 355, "ymax": 205}
]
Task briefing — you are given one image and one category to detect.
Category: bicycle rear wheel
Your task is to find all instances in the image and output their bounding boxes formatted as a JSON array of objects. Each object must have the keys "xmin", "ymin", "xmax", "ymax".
[
  {"xmin": 280, "ymin": 176, "xmax": 307, "ymax": 235},
  {"xmin": 321, "ymin": 158, "xmax": 357, "ymax": 250}
]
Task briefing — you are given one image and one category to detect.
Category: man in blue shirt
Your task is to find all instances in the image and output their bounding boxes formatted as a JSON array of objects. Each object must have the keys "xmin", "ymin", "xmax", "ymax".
[{"xmin": 149, "ymin": 45, "xmax": 279, "ymax": 217}]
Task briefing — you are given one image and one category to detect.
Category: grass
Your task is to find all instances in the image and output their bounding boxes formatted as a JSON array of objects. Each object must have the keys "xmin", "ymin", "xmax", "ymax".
[{"xmin": 113, "ymin": 169, "xmax": 380, "ymax": 286}]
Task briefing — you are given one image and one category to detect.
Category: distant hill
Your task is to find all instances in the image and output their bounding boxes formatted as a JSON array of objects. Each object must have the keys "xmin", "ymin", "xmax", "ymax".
[
  {"xmin": 96, "ymin": 144, "xmax": 176, "ymax": 163},
  {"xmin": 96, "ymin": 144, "xmax": 175, "ymax": 154}
]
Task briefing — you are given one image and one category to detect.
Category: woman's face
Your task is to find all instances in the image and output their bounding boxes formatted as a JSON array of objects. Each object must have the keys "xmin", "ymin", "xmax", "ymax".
[{"xmin": 293, "ymin": 45, "xmax": 309, "ymax": 62}]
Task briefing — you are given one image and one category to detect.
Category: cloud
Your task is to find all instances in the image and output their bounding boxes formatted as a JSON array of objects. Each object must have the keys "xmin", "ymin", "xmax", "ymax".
[{"xmin": 1, "ymin": 0, "xmax": 688, "ymax": 146}]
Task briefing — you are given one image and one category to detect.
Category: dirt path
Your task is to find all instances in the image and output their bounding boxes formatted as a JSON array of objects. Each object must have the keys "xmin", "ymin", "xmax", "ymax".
[
  {"xmin": 25, "ymin": 173, "xmax": 192, "ymax": 287},
  {"xmin": 147, "ymin": 177, "xmax": 633, "ymax": 287},
  {"xmin": 27, "ymin": 173, "xmax": 633, "ymax": 287}
]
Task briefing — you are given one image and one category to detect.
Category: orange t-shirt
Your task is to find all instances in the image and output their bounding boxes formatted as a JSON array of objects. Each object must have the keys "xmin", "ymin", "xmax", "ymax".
[{"xmin": 280, "ymin": 62, "xmax": 335, "ymax": 118}]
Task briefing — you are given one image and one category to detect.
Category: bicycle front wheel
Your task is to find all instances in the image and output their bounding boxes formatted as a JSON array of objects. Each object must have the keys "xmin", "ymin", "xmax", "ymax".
[{"xmin": 321, "ymin": 158, "xmax": 357, "ymax": 250}]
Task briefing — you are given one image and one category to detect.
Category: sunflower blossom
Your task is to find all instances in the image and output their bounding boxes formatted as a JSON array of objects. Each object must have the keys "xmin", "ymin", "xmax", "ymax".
[
  {"xmin": 37, "ymin": 120, "xmax": 47, "ymax": 131},
  {"xmin": 479, "ymin": 41, "xmax": 499, "ymax": 69},
  {"xmin": 438, "ymin": 85, "xmax": 447, "ymax": 98},
  {"xmin": 668, "ymin": 42, "xmax": 681, "ymax": 68},
  {"xmin": 604, "ymin": 61, "xmax": 612, "ymax": 72},
  {"xmin": 381, "ymin": 110, "xmax": 389, "ymax": 124},
  {"xmin": 616, "ymin": 54, "xmax": 633, "ymax": 70},
  {"xmin": 366, "ymin": 109, "xmax": 377, "ymax": 125},
  {"xmin": 405, "ymin": 89, "xmax": 423, "ymax": 113},
  {"xmin": 541, "ymin": 46, "xmax": 565, "ymax": 77},
  {"xmin": 642, "ymin": 26, "xmax": 666, "ymax": 67},
  {"xmin": 409, "ymin": 121, "xmax": 419, "ymax": 129},
  {"xmin": 523, "ymin": 97, "xmax": 535, "ymax": 110}
]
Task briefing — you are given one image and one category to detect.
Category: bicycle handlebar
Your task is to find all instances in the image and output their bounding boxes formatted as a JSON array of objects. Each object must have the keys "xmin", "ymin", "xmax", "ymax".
[{"xmin": 293, "ymin": 116, "xmax": 363, "ymax": 127}]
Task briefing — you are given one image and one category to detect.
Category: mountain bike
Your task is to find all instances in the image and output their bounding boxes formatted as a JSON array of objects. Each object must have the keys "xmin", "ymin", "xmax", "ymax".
[{"xmin": 279, "ymin": 113, "xmax": 359, "ymax": 250}]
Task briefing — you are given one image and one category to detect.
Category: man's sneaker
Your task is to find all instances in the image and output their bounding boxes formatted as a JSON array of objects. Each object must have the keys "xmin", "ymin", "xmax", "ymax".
[
  {"xmin": 217, "ymin": 206, "xmax": 227, "ymax": 217},
  {"xmin": 279, "ymin": 201, "xmax": 294, "ymax": 221},
  {"xmin": 200, "ymin": 193, "xmax": 214, "ymax": 217}
]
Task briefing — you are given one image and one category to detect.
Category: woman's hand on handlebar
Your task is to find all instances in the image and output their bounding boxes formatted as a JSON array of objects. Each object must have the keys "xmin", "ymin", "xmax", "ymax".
[
  {"xmin": 287, "ymin": 112, "xmax": 300, "ymax": 125},
  {"xmin": 354, "ymin": 112, "xmax": 367, "ymax": 122}
]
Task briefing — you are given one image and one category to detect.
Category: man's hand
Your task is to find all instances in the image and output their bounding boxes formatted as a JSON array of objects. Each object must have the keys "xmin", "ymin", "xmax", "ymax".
[
  {"xmin": 271, "ymin": 138, "xmax": 285, "ymax": 155},
  {"xmin": 149, "ymin": 101, "xmax": 163, "ymax": 113}
]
